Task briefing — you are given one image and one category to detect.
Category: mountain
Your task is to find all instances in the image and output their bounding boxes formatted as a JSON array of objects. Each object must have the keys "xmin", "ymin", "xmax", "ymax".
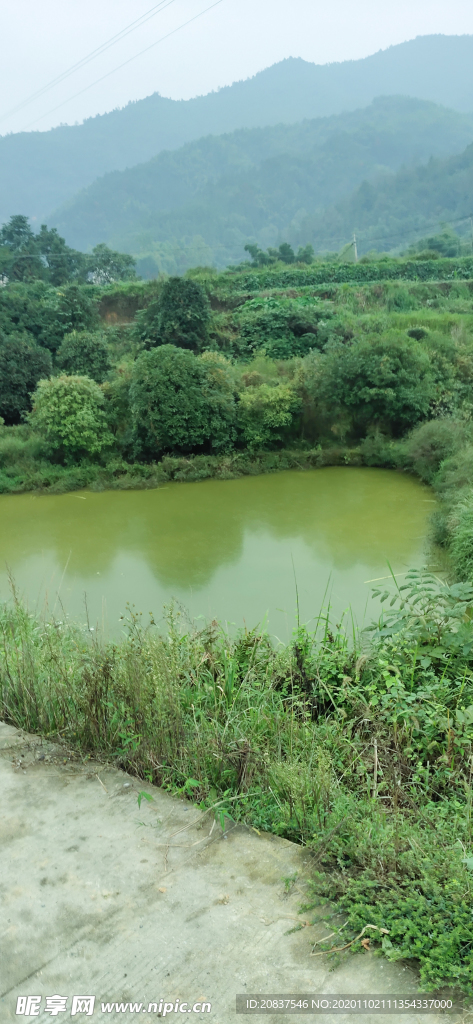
[
  {"xmin": 3, "ymin": 34, "xmax": 473, "ymax": 226},
  {"xmin": 50, "ymin": 97, "xmax": 473, "ymax": 272},
  {"xmin": 295, "ymin": 141, "xmax": 473, "ymax": 255}
]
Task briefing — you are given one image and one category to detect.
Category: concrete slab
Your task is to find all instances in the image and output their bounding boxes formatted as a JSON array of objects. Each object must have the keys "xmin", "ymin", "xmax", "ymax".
[{"xmin": 0, "ymin": 723, "xmax": 463, "ymax": 1024}]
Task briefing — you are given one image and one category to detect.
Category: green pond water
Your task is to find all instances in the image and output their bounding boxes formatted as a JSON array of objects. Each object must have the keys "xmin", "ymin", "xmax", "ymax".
[{"xmin": 0, "ymin": 467, "xmax": 436, "ymax": 638}]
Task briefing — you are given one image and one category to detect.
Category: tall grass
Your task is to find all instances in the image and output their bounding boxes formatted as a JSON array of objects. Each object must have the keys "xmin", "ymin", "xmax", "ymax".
[{"xmin": 2, "ymin": 572, "xmax": 473, "ymax": 993}]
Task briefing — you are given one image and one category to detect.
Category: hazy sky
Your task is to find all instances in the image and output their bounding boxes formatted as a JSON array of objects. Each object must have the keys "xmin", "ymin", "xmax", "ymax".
[{"xmin": 1, "ymin": 0, "xmax": 473, "ymax": 135}]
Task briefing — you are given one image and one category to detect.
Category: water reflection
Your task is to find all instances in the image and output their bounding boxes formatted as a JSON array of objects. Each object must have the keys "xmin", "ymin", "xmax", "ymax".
[{"xmin": 0, "ymin": 468, "xmax": 434, "ymax": 636}]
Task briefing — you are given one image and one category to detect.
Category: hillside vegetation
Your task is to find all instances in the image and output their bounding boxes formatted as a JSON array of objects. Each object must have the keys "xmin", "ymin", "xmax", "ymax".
[
  {"xmin": 300, "ymin": 139, "xmax": 473, "ymax": 255},
  {"xmin": 51, "ymin": 98, "xmax": 473, "ymax": 273},
  {"xmin": 3, "ymin": 35, "xmax": 473, "ymax": 227},
  {"xmin": 1, "ymin": 238, "xmax": 473, "ymax": 578}
]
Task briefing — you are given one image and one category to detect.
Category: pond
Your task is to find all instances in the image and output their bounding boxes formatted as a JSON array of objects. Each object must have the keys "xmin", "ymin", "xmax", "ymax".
[{"xmin": 0, "ymin": 467, "xmax": 436, "ymax": 638}]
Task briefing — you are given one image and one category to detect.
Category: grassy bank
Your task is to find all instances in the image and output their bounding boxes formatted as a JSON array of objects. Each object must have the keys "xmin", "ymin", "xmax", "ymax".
[
  {"xmin": 0, "ymin": 440, "xmax": 367, "ymax": 494},
  {"xmin": 2, "ymin": 571, "xmax": 473, "ymax": 995}
]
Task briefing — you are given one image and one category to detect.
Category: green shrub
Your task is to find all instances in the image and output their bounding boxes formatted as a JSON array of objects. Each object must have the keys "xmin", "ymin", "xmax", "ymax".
[
  {"xmin": 0, "ymin": 333, "xmax": 52, "ymax": 424},
  {"xmin": 402, "ymin": 418, "xmax": 470, "ymax": 483},
  {"xmin": 57, "ymin": 330, "xmax": 111, "ymax": 382},
  {"xmin": 134, "ymin": 277, "xmax": 210, "ymax": 350},
  {"xmin": 130, "ymin": 345, "xmax": 236, "ymax": 456},
  {"xmin": 234, "ymin": 296, "xmax": 337, "ymax": 358},
  {"xmin": 317, "ymin": 334, "xmax": 435, "ymax": 436},
  {"xmin": 29, "ymin": 375, "xmax": 113, "ymax": 461},
  {"xmin": 360, "ymin": 430, "xmax": 399, "ymax": 467},
  {"xmin": 238, "ymin": 382, "xmax": 301, "ymax": 449},
  {"xmin": 386, "ymin": 285, "xmax": 415, "ymax": 311},
  {"xmin": 435, "ymin": 444, "xmax": 473, "ymax": 501},
  {"xmin": 448, "ymin": 491, "xmax": 473, "ymax": 581},
  {"xmin": 41, "ymin": 284, "xmax": 100, "ymax": 353},
  {"xmin": 0, "ymin": 426, "xmax": 46, "ymax": 469}
]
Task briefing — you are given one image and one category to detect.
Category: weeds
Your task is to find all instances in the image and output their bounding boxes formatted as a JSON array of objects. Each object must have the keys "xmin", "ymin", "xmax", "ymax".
[{"xmin": 2, "ymin": 573, "xmax": 473, "ymax": 991}]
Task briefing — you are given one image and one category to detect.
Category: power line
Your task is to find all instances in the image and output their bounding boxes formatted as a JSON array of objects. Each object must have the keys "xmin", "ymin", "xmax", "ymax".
[
  {"xmin": 310, "ymin": 211, "xmax": 473, "ymax": 252},
  {"xmin": 23, "ymin": 0, "xmax": 226, "ymax": 131},
  {"xmin": 0, "ymin": 0, "xmax": 178, "ymax": 127}
]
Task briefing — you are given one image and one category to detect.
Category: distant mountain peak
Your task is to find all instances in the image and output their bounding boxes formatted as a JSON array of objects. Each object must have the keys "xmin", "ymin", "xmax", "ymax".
[{"xmin": 1, "ymin": 34, "xmax": 473, "ymax": 229}]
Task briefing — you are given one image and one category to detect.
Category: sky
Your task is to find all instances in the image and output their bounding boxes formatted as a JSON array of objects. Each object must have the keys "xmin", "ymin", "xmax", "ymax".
[{"xmin": 1, "ymin": 0, "xmax": 473, "ymax": 135}]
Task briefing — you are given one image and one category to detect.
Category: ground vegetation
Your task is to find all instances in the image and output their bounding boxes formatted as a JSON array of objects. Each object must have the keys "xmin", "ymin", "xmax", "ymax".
[{"xmin": 2, "ymin": 570, "xmax": 473, "ymax": 996}]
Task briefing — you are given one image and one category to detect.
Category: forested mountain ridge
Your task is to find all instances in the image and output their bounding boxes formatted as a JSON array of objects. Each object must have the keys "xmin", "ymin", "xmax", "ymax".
[
  {"xmin": 300, "ymin": 139, "xmax": 473, "ymax": 254},
  {"xmin": 50, "ymin": 97, "xmax": 473, "ymax": 272},
  {"xmin": 3, "ymin": 34, "xmax": 473, "ymax": 226}
]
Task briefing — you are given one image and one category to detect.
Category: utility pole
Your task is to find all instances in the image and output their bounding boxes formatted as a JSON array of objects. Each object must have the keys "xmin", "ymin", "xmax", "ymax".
[{"xmin": 353, "ymin": 233, "xmax": 358, "ymax": 263}]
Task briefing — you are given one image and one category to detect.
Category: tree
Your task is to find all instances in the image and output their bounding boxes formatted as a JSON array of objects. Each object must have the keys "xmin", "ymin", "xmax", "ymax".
[
  {"xmin": 317, "ymin": 334, "xmax": 435, "ymax": 435},
  {"xmin": 29, "ymin": 375, "xmax": 113, "ymax": 460},
  {"xmin": 36, "ymin": 224, "xmax": 85, "ymax": 285},
  {"xmin": 199, "ymin": 351, "xmax": 237, "ymax": 450},
  {"xmin": 0, "ymin": 280, "xmax": 99, "ymax": 354},
  {"xmin": 244, "ymin": 242, "xmax": 314, "ymax": 267},
  {"xmin": 134, "ymin": 277, "xmax": 210, "ymax": 351},
  {"xmin": 0, "ymin": 332, "xmax": 52, "ymax": 425},
  {"xmin": 130, "ymin": 345, "xmax": 235, "ymax": 455},
  {"xmin": 0, "ymin": 215, "xmax": 86, "ymax": 285},
  {"xmin": 45, "ymin": 285, "xmax": 100, "ymax": 353},
  {"xmin": 238, "ymin": 382, "xmax": 300, "ymax": 449},
  {"xmin": 0, "ymin": 216, "xmax": 137, "ymax": 286},
  {"xmin": 86, "ymin": 243, "xmax": 136, "ymax": 284},
  {"xmin": 244, "ymin": 243, "xmax": 276, "ymax": 267},
  {"xmin": 296, "ymin": 244, "xmax": 314, "ymax": 264},
  {"xmin": 405, "ymin": 227, "xmax": 468, "ymax": 259},
  {"xmin": 0, "ymin": 215, "xmax": 43, "ymax": 282},
  {"xmin": 267, "ymin": 243, "xmax": 296, "ymax": 264},
  {"xmin": 57, "ymin": 330, "xmax": 111, "ymax": 382}
]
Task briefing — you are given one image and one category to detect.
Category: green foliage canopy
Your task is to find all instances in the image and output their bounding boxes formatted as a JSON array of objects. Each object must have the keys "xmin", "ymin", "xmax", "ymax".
[
  {"xmin": 57, "ymin": 330, "xmax": 111, "ymax": 382},
  {"xmin": 0, "ymin": 215, "xmax": 85, "ymax": 285},
  {"xmin": 238, "ymin": 381, "xmax": 301, "ymax": 449},
  {"xmin": 130, "ymin": 345, "xmax": 236, "ymax": 455},
  {"xmin": 317, "ymin": 334, "xmax": 435, "ymax": 435},
  {"xmin": 0, "ymin": 216, "xmax": 136, "ymax": 288},
  {"xmin": 0, "ymin": 280, "xmax": 100, "ymax": 354},
  {"xmin": 29, "ymin": 375, "xmax": 113, "ymax": 460},
  {"xmin": 0, "ymin": 333, "xmax": 52, "ymax": 425},
  {"xmin": 87, "ymin": 243, "xmax": 136, "ymax": 285},
  {"xmin": 134, "ymin": 277, "xmax": 210, "ymax": 351},
  {"xmin": 234, "ymin": 295, "xmax": 336, "ymax": 359}
]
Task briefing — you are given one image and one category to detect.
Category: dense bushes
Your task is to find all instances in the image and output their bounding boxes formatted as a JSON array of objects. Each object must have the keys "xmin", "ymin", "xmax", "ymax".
[
  {"xmin": 29, "ymin": 375, "xmax": 113, "ymax": 460},
  {"xmin": 130, "ymin": 345, "xmax": 236, "ymax": 455},
  {"xmin": 316, "ymin": 334, "xmax": 435, "ymax": 436},
  {"xmin": 401, "ymin": 418, "xmax": 471, "ymax": 483},
  {"xmin": 0, "ymin": 333, "xmax": 52, "ymax": 424},
  {"xmin": 133, "ymin": 276, "xmax": 210, "ymax": 350},
  {"xmin": 56, "ymin": 330, "xmax": 111, "ymax": 382},
  {"xmin": 238, "ymin": 382, "xmax": 300, "ymax": 449},
  {"xmin": 223, "ymin": 255, "xmax": 473, "ymax": 293},
  {"xmin": 0, "ymin": 280, "xmax": 100, "ymax": 353}
]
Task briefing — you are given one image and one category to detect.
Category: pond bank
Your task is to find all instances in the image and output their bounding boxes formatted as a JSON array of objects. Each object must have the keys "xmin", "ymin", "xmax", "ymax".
[{"xmin": 0, "ymin": 444, "xmax": 370, "ymax": 496}]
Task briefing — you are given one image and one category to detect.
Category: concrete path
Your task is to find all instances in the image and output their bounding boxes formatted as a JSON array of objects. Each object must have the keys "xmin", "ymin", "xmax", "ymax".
[{"xmin": 0, "ymin": 723, "xmax": 463, "ymax": 1024}]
